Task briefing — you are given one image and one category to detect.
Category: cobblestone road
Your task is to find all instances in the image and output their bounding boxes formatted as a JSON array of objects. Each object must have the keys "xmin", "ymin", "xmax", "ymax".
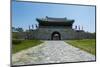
[{"xmin": 12, "ymin": 41, "xmax": 95, "ymax": 65}]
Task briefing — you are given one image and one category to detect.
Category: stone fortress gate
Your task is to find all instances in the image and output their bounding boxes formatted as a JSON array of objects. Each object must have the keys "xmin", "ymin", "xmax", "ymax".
[
  {"xmin": 36, "ymin": 16, "xmax": 75, "ymax": 40},
  {"xmin": 28, "ymin": 16, "xmax": 95, "ymax": 40}
]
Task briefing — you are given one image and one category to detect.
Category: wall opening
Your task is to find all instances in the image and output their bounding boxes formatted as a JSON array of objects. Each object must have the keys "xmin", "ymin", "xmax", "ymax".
[{"xmin": 51, "ymin": 31, "xmax": 61, "ymax": 40}]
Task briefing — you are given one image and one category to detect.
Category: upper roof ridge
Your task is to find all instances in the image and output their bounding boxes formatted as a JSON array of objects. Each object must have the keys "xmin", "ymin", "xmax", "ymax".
[{"xmin": 45, "ymin": 16, "xmax": 67, "ymax": 21}]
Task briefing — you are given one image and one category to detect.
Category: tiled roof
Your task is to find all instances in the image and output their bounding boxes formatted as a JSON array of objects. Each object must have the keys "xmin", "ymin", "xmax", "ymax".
[{"xmin": 36, "ymin": 16, "xmax": 74, "ymax": 22}]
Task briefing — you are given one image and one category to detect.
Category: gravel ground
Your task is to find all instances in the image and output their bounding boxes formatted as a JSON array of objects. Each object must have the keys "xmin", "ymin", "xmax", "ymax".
[{"xmin": 12, "ymin": 41, "xmax": 95, "ymax": 65}]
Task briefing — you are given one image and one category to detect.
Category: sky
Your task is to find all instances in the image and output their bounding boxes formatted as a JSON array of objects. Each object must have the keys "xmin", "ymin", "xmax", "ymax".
[{"xmin": 12, "ymin": 0, "xmax": 96, "ymax": 33}]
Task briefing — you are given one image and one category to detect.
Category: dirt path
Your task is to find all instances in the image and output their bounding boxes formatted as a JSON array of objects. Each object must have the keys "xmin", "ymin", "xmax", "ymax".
[{"xmin": 12, "ymin": 41, "xmax": 95, "ymax": 65}]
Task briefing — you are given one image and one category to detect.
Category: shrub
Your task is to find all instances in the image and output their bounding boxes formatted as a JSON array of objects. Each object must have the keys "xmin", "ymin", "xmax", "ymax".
[{"xmin": 12, "ymin": 39, "xmax": 22, "ymax": 45}]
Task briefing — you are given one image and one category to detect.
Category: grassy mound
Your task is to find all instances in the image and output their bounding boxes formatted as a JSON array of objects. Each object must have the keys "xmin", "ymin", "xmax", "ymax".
[
  {"xmin": 12, "ymin": 40, "xmax": 43, "ymax": 53},
  {"xmin": 66, "ymin": 39, "xmax": 96, "ymax": 55}
]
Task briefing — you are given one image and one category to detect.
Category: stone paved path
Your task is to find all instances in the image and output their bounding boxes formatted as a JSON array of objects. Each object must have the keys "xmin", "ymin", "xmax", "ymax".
[{"xmin": 12, "ymin": 41, "xmax": 95, "ymax": 65}]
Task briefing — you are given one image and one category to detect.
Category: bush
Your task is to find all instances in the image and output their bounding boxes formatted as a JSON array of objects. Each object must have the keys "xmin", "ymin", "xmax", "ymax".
[{"xmin": 12, "ymin": 39, "xmax": 22, "ymax": 45}]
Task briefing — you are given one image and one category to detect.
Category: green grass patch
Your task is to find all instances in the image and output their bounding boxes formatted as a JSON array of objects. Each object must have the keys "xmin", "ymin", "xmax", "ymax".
[
  {"xmin": 12, "ymin": 40, "xmax": 43, "ymax": 53},
  {"xmin": 66, "ymin": 39, "xmax": 96, "ymax": 55}
]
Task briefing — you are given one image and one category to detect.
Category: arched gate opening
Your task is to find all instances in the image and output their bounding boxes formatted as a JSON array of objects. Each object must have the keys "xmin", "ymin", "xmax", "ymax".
[{"xmin": 51, "ymin": 31, "xmax": 61, "ymax": 40}]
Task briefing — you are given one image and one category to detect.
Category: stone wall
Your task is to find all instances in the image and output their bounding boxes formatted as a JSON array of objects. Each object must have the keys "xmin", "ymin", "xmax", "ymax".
[
  {"xmin": 32, "ymin": 27, "xmax": 95, "ymax": 40},
  {"xmin": 17, "ymin": 27, "xmax": 95, "ymax": 40}
]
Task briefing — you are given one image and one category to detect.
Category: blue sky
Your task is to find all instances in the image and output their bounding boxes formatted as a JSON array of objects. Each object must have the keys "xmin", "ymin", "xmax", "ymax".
[{"xmin": 12, "ymin": 1, "xmax": 96, "ymax": 33}]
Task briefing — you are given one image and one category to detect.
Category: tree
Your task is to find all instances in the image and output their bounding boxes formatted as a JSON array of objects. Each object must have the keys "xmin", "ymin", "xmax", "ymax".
[
  {"xmin": 12, "ymin": 27, "xmax": 16, "ymax": 32},
  {"xmin": 16, "ymin": 27, "xmax": 23, "ymax": 32}
]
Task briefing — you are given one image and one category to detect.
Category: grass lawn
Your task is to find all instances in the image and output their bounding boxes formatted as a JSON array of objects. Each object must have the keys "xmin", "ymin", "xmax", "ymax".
[
  {"xmin": 12, "ymin": 40, "xmax": 43, "ymax": 53},
  {"xmin": 66, "ymin": 39, "xmax": 96, "ymax": 55}
]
